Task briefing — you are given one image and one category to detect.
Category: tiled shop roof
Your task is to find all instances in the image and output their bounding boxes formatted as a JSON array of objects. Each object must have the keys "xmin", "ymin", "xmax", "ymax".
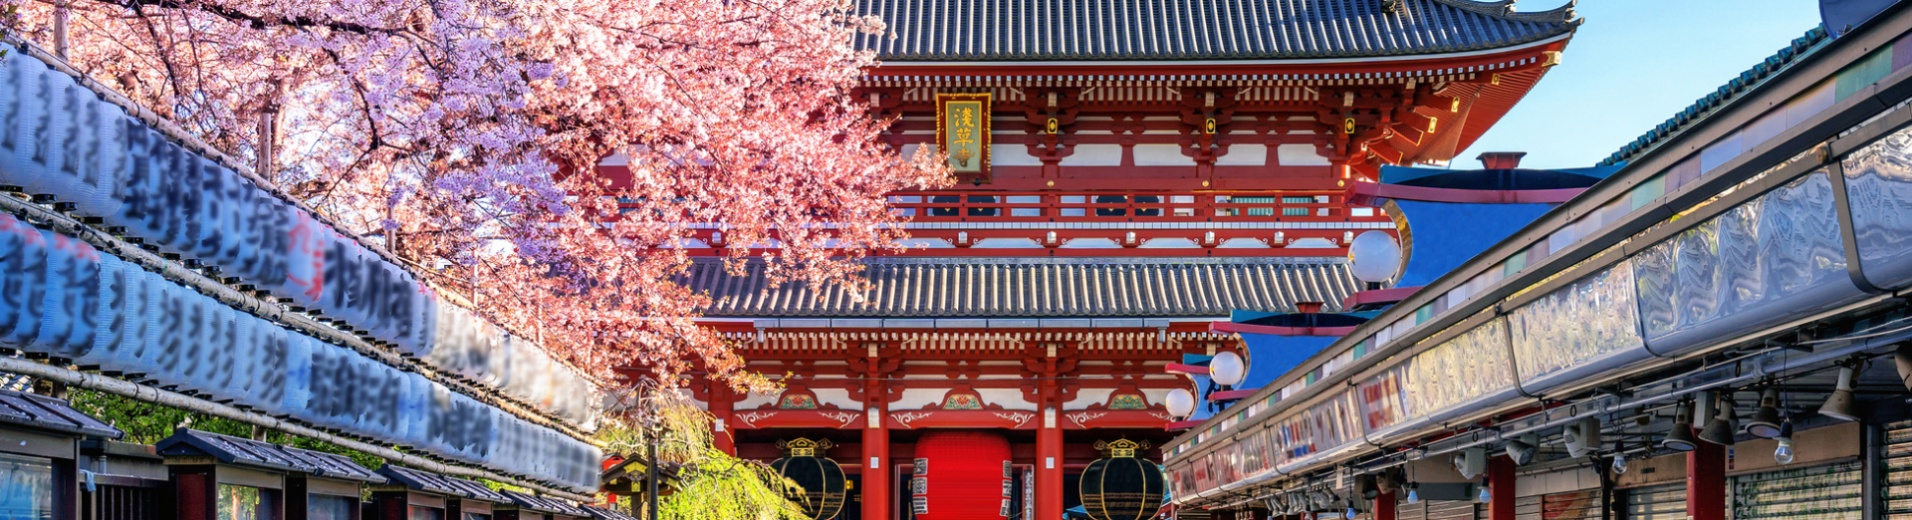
[
  {"xmin": 0, "ymin": 389, "xmax": 121, "ymax": 439},
  {"xmin": 687, "ymin": 257, "xmax": 1360, "ymax": 318},
  {"xmin": 378, "ymin": 465, "xmax": 510, "ymax": 502},
  {"xmin": 852, "ymin": 0, "xmax": 1578, "ymax": 62},
  {"xmin": 156, "ymin": 429, "xmax": 385, "ymax": 483}
]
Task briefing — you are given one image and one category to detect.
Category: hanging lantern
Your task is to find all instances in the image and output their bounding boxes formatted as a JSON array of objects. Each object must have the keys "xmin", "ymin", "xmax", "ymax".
[
  {"xmin": 1079, "ymin": 439, "xmax": 1167, "ymax": 520},
  {"xmin": 770, "ymin": 438, "xmax": 848, "ymax": 520}
]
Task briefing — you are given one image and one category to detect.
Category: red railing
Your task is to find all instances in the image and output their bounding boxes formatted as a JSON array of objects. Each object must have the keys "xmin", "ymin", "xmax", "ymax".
[
  {"xmin": 654, "ymin": 190, "xmax": 1396, "ymax": 257},
  {"xmin": 883, "ymin": 191, "xmax": 1360, "ymax": 223}
]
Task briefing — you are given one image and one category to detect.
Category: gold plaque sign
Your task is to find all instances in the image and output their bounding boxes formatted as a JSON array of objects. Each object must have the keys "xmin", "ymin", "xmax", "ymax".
[{"xmin": 936, "ymin": 93, "xmax": 992, "ymax": 182}]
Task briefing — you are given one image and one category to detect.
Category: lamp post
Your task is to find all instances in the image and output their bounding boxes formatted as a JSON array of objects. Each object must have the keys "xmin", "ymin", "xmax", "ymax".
[{"xmin": 647, "ymin": 423, "xmax": 660, "ymax": 520}]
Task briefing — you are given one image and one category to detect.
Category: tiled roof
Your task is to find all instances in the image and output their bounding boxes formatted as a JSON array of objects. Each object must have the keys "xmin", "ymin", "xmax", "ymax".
[
  {"xmin": 687, "ymin": 257, "xmax": 1360, "ymax": 318},
  {"xmin": 0, "ymin": 389, "xmax": 121, "ymax": 439},
  {"xmin": 1600, "ymin": 27, "xmax": 1830, "ymax": 166},
  {"xmin": 583, "ymin": 506, "xmax": 642, "ymax": 520},
  {"xmin": 155, "ymin": 429, "xmax": 385, "ymax": 483},
  {"xmin": 377, "ymin": 465, "xmax": 509, "ymax": 502},
  {"xmin": 502, "ymin": 491, "xmax": 588, "ymax": 516},
  {"xmin": 852, "ymin": 0, "xmax": 1578, "ymax": 62}
]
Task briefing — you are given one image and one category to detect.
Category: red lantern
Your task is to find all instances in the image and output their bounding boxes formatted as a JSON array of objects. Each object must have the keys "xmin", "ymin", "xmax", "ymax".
[{"xmin": 914, "ymin": 431, "xmax": 1012, "ymax": 520}]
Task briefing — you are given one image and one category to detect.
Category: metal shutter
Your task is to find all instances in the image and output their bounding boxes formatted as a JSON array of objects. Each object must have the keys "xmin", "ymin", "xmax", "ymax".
[
  {"xmin": 1622, "ymin": 483, "xmax": 1686, "ymax": 520},
  {"xmin": 1425, "ymin": 500, "xmax": 1478, "ymax": 520},
  {"xmin": 1516, "ymin": 489, "xmax": 1600, "ymax": 520},
  {"xmin": 1729, "ymin": 460, "xmax": 1862, "ymax": 520},
  {"xmin": 1887, "ymin": 421, "xmax": 1912, "ymax": 518},
  {"xmin": 1396, "ymin": 499, "xmax": 1427, "ymax": 520},
  {"xmin": 1514, "ymin": 494, "xmax": 1541, "ymax": 520},
  {"xmin": 1542, "ymin": 490, "xmax": 1601, "ymax": 520}
]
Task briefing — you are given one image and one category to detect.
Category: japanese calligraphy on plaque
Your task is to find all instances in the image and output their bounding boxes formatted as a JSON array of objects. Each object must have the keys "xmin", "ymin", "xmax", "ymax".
[{"xmin": 935, "ymin": 93, "xmax": 991, "ymax": 183}]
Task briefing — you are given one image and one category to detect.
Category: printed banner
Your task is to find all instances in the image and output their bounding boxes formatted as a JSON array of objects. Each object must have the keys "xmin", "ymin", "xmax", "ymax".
[
  {"xmin": 0, "ymin": 214, "xmax": 601, "ymax": 492},
  {"xmin": 0, "ymin": 47, "xmax": 600, "ymax": 430}
]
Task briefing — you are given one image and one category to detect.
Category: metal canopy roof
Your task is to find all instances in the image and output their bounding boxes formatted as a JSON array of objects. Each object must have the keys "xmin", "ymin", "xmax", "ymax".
[
  {"xmin": 851, "ymin": 0, "xmax": 1578, "ymax": 62},
  {"xmin": 377, "ymin": 465, "xmax": 509, "ymax": 502},
  {"xmin": 155, "ymin": 429, "xmax": 385, "ymax": 483},
  {"xmin": 687, "ymin": 257, "xmax": 1361, "ymax": 318},
  {"xmin": 0, "ymin": 389, "xmax": 122, "ymax": 439},
  {"xmin": 1601, "ymin": 26, "xmax": 1831, "ymax": 166}
]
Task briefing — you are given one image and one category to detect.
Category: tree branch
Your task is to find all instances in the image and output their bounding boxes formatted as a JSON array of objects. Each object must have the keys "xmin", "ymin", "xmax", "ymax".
[{"xmin": 101, "ymin": 0, "xmax": 405, "ymax": 35}]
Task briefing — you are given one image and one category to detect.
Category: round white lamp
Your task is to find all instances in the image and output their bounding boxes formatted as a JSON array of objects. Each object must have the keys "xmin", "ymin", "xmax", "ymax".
[
  {"xmin": 1165, "ymin": 388, "xmax": 1197, "ymax": 420},
  {"xmin": 1347, "ymin": 230, "xmax": 1404, "ymax": 284},
  {"xmin": 1210, "ymin": 351, "xmax": 1248, "ymax": 388}
]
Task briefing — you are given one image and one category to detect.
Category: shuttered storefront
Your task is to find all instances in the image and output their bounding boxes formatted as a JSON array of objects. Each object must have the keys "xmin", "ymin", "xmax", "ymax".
[
  {"xmin": 1622, "ymin": 482, "xmax": 1686, "ymax": 520},
  {"xmin": 1887, "ymin": 421, "xmax": 1912, "ymax": 518},
  {"xmin": 1517, "ymin": 490, "xmax": 1601, "ymax": 520},
  {"xmin": 1425, "ymin": 500, "xmax": 1479, "ymax": 520},
  {"xmin": 1514, "ymin": 495, "xmax": 1542, "ymax": 520},
  {"xmin": 1729, "ymin": 460, "xmax": 1862, "ymax": 520},
  {"xmin": 1396, "ymin": 499, "xmax": 1427, "ymax": 520}
]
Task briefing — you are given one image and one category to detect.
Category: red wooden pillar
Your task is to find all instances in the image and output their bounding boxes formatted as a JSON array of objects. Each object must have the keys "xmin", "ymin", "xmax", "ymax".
[
  {"xmin": 862, "ymin": 381, "xmax": 890, "ymax": 520},
  {"xmin": 1487, "ymin": 456, "xmax": 1515, "ymax": 520},
  {"xmin": 709, "ymin": 385, "xmax": 736, "ymax": 455},
  {"xmin": 1036, "ymin": 407, "xmax": 1064, "ymax": 520},
  {"xmin": 1687, "ymin": 440, "xmax": 1726, "ymax": 520},
  {"xmin": 1373, "ymin": 490, "xmax": 1396, "ymax": 520}
]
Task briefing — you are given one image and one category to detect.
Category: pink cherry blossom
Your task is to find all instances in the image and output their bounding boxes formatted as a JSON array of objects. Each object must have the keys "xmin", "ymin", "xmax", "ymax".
[{"xmin": 8, "ymin": 0, "xmax": 947, "ymax": 390}]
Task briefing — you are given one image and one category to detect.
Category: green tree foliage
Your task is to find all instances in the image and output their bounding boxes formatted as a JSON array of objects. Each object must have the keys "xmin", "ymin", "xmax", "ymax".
[
  {"xmin": 600, "ymin": 386, "xmax": 807, "ymax": 520},
  {"xmin": 66, "ymin": 389, "xmax": 385, "ymax": 470}
]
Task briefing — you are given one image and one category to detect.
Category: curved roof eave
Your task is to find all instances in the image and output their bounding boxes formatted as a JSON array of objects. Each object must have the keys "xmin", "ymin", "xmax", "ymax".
[{"xmin": 852, "ymin": 0, "xmax": 1580, "ymax": 64}]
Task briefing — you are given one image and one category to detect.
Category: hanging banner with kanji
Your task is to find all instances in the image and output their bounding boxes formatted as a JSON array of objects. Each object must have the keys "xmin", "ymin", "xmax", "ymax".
[{"xmin": 935, "ymin": 93, "xmax": 991, "ymax": 183}]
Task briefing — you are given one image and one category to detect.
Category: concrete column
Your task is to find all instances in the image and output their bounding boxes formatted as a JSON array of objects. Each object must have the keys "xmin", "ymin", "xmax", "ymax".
[
  {"xmin": 1487, "ymin": 456, "xmax": 1515, "ymax": 520},
  {"xmin": 1687, "ymin": 439, "xmax": 1726, "ymax": 520},
  {"xmin": 1036, "ymin": 407, "xmax": 1064, "ymax": 520}
]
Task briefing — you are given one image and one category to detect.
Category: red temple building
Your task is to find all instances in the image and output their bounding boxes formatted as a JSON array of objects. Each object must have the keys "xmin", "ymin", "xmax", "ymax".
[{"xmin": 626, "ymin": 1, "xmax": 1582, "ymax": 518}]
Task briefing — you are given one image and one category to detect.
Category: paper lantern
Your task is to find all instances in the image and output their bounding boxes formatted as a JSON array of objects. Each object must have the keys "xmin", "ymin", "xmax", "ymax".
[
  {"xmin": 771, "ymin": 438, "xmax": 848, "ymax": 520},
  {"xmin": 1080, "ymin": 439, "xmax": 1166, "ymax": 520},
  {"xmin": 915, "ymin": 431, "xmax": 1011, "ymax": 520}
]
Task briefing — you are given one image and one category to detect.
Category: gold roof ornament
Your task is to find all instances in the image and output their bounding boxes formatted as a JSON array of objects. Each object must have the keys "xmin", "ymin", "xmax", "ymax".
[
  {"xmin": 1093, "ymin": 439, "xmax": 1149, "ymax": 458},
  {"xmin": 777, "ymin": 437, "xmax": 835, "ymax": 457}
]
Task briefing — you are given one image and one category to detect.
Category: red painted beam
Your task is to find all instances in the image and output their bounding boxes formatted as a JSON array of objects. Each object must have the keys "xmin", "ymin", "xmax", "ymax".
[
  {"xmin": 1349, "ymin": 181, "xmax": 1586, "ymax": 206},
  {"xmin": 1208, "ymin": 389, "xmax": 1261, "ymax": 402},
  {"xmin": 1165, "ymin": 419, "xmax": 1205, "ymax": 431},
  {"xmin": 1211, "ymin": 321, "xmax": 1359, "ymax": 337},
  {"xmin": 1165, "ymin": 363, "xmax": 1208, "ymax": 375},
  {"xmin": 1344, "ymin": 286, "xmax": 1422, "ymax": 309}
]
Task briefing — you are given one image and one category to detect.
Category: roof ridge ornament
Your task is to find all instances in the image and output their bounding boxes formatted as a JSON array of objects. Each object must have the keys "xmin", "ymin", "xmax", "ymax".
[{"xmin": 1094, "ymin": 438, "xmax": 1151, "ymax": 458}]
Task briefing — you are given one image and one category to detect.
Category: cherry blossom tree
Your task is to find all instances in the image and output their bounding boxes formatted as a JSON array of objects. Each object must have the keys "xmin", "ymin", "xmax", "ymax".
[{"xmin": 5, "ymin": 0, "xmax": 944, "ymax": 389}]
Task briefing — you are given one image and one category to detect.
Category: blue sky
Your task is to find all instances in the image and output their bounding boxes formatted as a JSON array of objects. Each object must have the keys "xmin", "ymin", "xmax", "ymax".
[{"xmin": 1460, "ymin": 1, "xmax": 1826, "ymax": 169}]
